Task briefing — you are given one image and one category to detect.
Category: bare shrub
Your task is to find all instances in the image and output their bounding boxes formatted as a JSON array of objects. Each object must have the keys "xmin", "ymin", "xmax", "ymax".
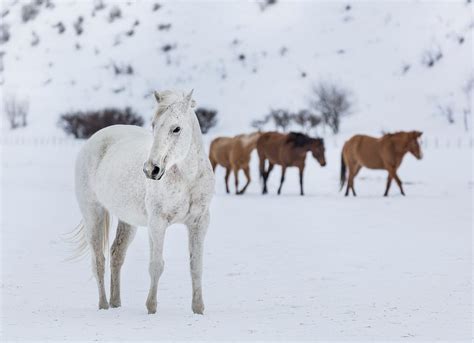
[
  {"xmin": 264, "ymin": 109, "xmax": 290, "ymax": 131},
  {"xmin": 58, "ymin": 107, "xmax": 143, "ymax": 139},
  {"xmin": 113, "ymin": 63, "xmax": 134, "ymax": 75},
  {"xmin": 436, "ymin": 104, "xmax": 455, "ymax": 124},
  {"xmin": 422, "ymin": 45, "xmax": 443, "ymax": 68},
  {"xmin": 73, "ymin": 16, "xmax": 84, "ymax": 35},
  {"xmin": 462, "ymin": 76, "xmax": 473, "ymax": 131},
  {"xmin": 109, "ymin": 6, "xmax": 122, "ymax": 22},
  {"xmin": 251, "ymin": 116, "xmax": 270, "ymax": 131},
  {"xmin": 0, "ymin": 24, "xmax": 10, "ymax": 44},
  {"xmin": 195, "ymin": 107, "xmax": 218, "ymax": 134},
  {"xmin": 21, "ymin": 3, "xmax": 40, "ymax": 22},
  {"xmin": 258, "ymin": 0, "xmax": 277, "ymax": 11},
  {"xmin": 291, "ymin": 109, "xmax": 322, "ymax": 134},
  {"xmin": 4, "ymin": 96, "xmax": 29, "ymax": 129},
  {"xmin": 309, "ymin": 82, "xmax": 352, "ymax": 134},
  {"xmin": 53, "ymin": 21, "xmax": 65, "ymax": 34}
]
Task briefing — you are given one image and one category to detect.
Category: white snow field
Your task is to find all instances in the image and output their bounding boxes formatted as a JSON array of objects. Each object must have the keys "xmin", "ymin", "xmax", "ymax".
[{"xmin": 1, "ymin": 140, "xmax": 472, "ymax": 341}]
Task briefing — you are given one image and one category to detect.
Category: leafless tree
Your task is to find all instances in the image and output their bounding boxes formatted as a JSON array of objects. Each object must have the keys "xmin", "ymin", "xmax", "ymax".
[
  {"xmin": 436, "ymin": 104, "xmax": 455, "ymax": 124},
  {"xmin": 309, "ymin": 82, "xmax": 352, "ymax": 134},
  {"xmin": 268, "ymin": 109, "xmax": 292, "ymax": 132},
  {"xmin": 462, "ymin": 76, "xmax": 473, "ymax": 131},
  {"xmin": 291, "ymin": 109, "xmax": 322, "ymax": 134},
  {"xmin": 4, "ymin": 95, "xmax": 29, "ymax": 129}
]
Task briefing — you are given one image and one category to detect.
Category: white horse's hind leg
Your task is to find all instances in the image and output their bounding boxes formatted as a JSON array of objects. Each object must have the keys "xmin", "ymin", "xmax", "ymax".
[
  {"xmin": 145, "ymin": 220, "xmax": 167, "ymax": 314},
  {"xmin": 110, "ymin": 221, "xmax": 137, "ymax": 308},
  {"xmin": 84, "ymin": 208, "xmax": 110, "ymax": 310},
  {"xmin": 186, "ymin": 211, "xmax": 210, "ymax": 314}
]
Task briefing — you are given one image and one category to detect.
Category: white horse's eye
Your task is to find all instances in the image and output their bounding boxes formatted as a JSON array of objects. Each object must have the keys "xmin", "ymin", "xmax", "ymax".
[{"xmin": 172, "ymin": 127, "xmax": 181, "ymax": 134}]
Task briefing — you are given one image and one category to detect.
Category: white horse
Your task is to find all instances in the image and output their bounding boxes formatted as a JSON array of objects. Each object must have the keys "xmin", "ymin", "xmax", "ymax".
[{"xmin": 74, "ymin": 89, "xmax": 215, "ymax": 314}]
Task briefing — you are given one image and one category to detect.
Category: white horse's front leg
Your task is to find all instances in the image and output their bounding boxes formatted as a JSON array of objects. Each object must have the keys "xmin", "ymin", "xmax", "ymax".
[
  {"xmin": 146, "ymin": 219, "xmax": 167, "ymax": 314},
  {"xmin": 186, "ymin": 210, "xmax": 210, "ymax": 314}
]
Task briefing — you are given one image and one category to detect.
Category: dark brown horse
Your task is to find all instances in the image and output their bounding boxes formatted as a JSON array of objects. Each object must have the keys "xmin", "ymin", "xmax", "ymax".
[
  {"xmin": 257, "ymin": 131, "xmax": 326, "ymax": 196},
  {"xmin": 340, "ymin": 131, "xmax": 423, "ymax": 197}
]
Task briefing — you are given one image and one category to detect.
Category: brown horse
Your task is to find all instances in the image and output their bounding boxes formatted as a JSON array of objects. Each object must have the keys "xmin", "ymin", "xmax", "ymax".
[
  {"xmin": 257, "ymin": 131, "xmax": 326, "ymax": 196},
  {"xmin": 209, "ymin": 132, "xmax": 262, "ymax": 194},
  {"xmin": 340, "ymin": 131, "xmax": 423, "ymax": 197}
]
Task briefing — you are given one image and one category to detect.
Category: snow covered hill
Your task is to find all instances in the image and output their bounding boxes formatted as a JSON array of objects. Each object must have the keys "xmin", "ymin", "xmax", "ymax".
[{"xmin": 0, "ymin": 0, "xmax": 472, "ymax": 137}]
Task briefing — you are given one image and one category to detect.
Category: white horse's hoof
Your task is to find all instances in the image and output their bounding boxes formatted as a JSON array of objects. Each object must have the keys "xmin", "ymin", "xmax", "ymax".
[
  {"xmin": 192, "ymin": 302, "xmax": 204, "ymax": 315},
  {"xmin": 146, "ymin": 300, "xmax": 157, "ymax": 314},
  {"xmin": 110, "ymin": 300, "xmax": 121, "ymax": 308},
  {"xmin": 98, "ymin": 301, "xmax": 109, "ymax": 310}
]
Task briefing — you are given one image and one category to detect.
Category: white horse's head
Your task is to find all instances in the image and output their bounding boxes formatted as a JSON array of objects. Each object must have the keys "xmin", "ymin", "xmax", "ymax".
[{"xmin": 143, "ymin": 89, "xmax": 197, "ymax": 180}]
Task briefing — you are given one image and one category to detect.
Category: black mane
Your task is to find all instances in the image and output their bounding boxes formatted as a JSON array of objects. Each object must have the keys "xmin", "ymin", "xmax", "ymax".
[{"xmin": 286, "ymin": 132, "xmax": 323, "ymax": 147}]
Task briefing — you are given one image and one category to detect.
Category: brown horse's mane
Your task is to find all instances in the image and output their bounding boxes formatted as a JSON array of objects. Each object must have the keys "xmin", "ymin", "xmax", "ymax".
[
  {"xmin": 382, "ymin": 131, "xmax": 408, "ymax": 139},
  {"xmin": 286, "ymin": 132, "xmax": 323, "ymax": 147}
]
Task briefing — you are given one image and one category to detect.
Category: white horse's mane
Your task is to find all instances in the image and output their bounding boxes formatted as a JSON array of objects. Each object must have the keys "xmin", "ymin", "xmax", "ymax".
[{"xmin": 154, "ymin": 90, "xmax": 191, "ymax": 119}]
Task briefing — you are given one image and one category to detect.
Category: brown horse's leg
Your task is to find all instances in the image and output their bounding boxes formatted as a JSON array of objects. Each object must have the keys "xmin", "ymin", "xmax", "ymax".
[
  {"xmin": 393, "ymin": 172, "xmax": 405, "ymax": 196},
  {"xmin": 263, "ymin": 163, "xmax": 274, "ymax": 194},
  {"xmin": 277, "ymin": 166, "xmax": 287, "ymax": 195},
  {"xmin": 350, "ymin": 165, "xmax": 361, "ymax": 196},
  {"xmin": 233, "ymin": 168, "xmax": 240, "ymax": 194},
  {"xmin": 298, "ymin": 166, "xmax": 304, "ymax": 196},
  {"xmin": 345, "ymin": 169, "xmax": 352, "ymax": 197},
  {"xmin": 224, "ymin": 168, "xmax": 231, "ymax": 194},
  {"xmin": 384, "ymin": 174, "xmax": 393, "ymax": 197},
  {"xmin": 209, "ymin": 156, "xmax": 217, "ymax": 172},
  {"xmin": 237, "ymin": 166, "xmax": 251, "ymax": 195}
]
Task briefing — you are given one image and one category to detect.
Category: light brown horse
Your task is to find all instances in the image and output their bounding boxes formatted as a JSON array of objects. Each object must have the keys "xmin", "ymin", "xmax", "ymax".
[
  {"xmin": 209, "ymin": 132, "xmax": 262, "ymax": 194},
  {"xmin": 257, "ymin": 131, "xmax": 326, "ymax": 196},
  {"xmin": 340, "ymin": 131, "xmax": 423, "ymax": 197}
]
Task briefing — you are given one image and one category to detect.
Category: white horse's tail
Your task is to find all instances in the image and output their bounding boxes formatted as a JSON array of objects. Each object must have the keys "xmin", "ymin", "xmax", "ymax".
[{"xmin": 63, "ymin": 212, "xmax": 110, "ymax": 262}]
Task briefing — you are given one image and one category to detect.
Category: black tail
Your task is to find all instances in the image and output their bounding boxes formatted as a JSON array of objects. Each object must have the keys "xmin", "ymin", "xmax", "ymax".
[{"xmin": 340, "ymin": 152, "xmax": 346, "ymax": 191}]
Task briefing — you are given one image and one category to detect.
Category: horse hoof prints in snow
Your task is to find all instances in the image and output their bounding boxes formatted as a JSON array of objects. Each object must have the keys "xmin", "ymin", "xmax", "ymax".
[{"xmin": 74, "ymin": 90, "xmax": 215, "ymax": 314}]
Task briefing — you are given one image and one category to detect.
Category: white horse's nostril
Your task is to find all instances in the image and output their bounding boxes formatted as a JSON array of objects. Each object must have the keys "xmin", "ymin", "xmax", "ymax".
[{"xmin": 151, "ymin": 165, "xmax": 160, "ymax": 178}]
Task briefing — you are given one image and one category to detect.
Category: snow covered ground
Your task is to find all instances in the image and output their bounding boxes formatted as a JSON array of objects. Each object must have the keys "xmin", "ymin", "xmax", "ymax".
[{"xmin": 1, "ymin": 141, "xmax": 472, "ymax": 341}]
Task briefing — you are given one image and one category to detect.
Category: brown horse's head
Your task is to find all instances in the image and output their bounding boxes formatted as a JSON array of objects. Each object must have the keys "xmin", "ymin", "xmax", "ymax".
[
  {"xmin": 407, "ymin": 131, "xmax": 423, "ymax": 160},
  {"xmin": 310, "ymin": 138, "xmax": 326, "ymax": 166}
]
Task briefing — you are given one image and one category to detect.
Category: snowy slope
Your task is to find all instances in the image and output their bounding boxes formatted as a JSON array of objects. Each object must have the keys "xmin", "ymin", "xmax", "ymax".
[{"xmin": 0, "ymin": 0, "xmax": 473, "ymax": 137}]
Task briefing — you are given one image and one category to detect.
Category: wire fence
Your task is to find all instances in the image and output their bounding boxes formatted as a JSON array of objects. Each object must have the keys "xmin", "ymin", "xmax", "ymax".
[{"xmin": 0, "ymin": 135, "xmax": 472, "ymax": 149}]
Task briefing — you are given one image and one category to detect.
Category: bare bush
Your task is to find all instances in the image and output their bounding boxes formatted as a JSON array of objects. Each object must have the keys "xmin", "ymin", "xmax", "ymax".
[
  {"xmin": 113, "ymin": 63, "xmax": 134, "ymax": 75},
  {"xmin": 4, "ymin": 96, "xmax": 29, "ymax": 129},
  {"xmin": 291, "ymin": 109, "xmax": 322, "ymax": 134},
  {"xmin": 195, "ymin": 107, "xmax": 218, "ymax": 134},
  {"xmin": 58, "ymin": 107, "xmax": 143, "ymax": 139},
  {"xmin": 309, "ymin": 82, "xmax": 352, "ymax": 134},
  {"xmin": 109, "ymin": 6, "xmax": 122, "ymax": 22},
  {"xmin": 258, "ymin": 0, "xmax": 277, "ymax": 11},
  {"xmin": 0, "ymin": 24, "xmax": 10, "ymax": 44},
  {"xmin": 268, "ymin": 108, "xmax": 291, "ymax": 131},
  {"xmin": 422, "ymin": 45, "xmax": 443, "ymax": 68},
  {"xmin": 462, "ymin": 76, "xmax": 473, "ymax": 131},
  {"xmin": 21, "ymin": 3, "xmax": 40, "ymax": 22},
  {"xmin": 251, "ymin": 116, "xmax": 270, "ymax": 131},
  {"xmin": 73, "ymin": 16, "xmax": 84, "ymax": 35},
  {"xmin": 436, "ymin": 104, "xmax": 455, "ymax": 124}
]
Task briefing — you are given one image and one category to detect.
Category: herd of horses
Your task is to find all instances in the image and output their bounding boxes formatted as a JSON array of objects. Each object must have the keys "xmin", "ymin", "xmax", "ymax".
[
  {"xmin": 210, "ymin": 130, "xmax": 423, "ymax": 196},
  {"xmin": 73, "ymin": 90, "xmax": 425, "ymax": 314}
]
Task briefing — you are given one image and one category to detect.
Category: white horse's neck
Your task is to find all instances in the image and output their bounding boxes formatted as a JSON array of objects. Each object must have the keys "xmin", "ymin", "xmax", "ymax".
[{"xmin": 175, "ymin": 112, "xmax": 207, "ymax": 182}]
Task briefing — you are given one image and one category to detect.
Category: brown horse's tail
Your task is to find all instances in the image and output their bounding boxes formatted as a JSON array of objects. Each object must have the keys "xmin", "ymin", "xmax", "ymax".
[{"xmin": 340, "ymin": 152, "xmax": 346, "ymax": 191}]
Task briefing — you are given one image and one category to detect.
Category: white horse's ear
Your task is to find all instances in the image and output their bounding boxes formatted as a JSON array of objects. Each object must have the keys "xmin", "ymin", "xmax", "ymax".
[
  {"xmin": 185, "ymin": 89, "xmax": 196, "ymax": 109},
  {"xmin": 154, "ymin": 91, "xmax": 163, "ymax": 103}
]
